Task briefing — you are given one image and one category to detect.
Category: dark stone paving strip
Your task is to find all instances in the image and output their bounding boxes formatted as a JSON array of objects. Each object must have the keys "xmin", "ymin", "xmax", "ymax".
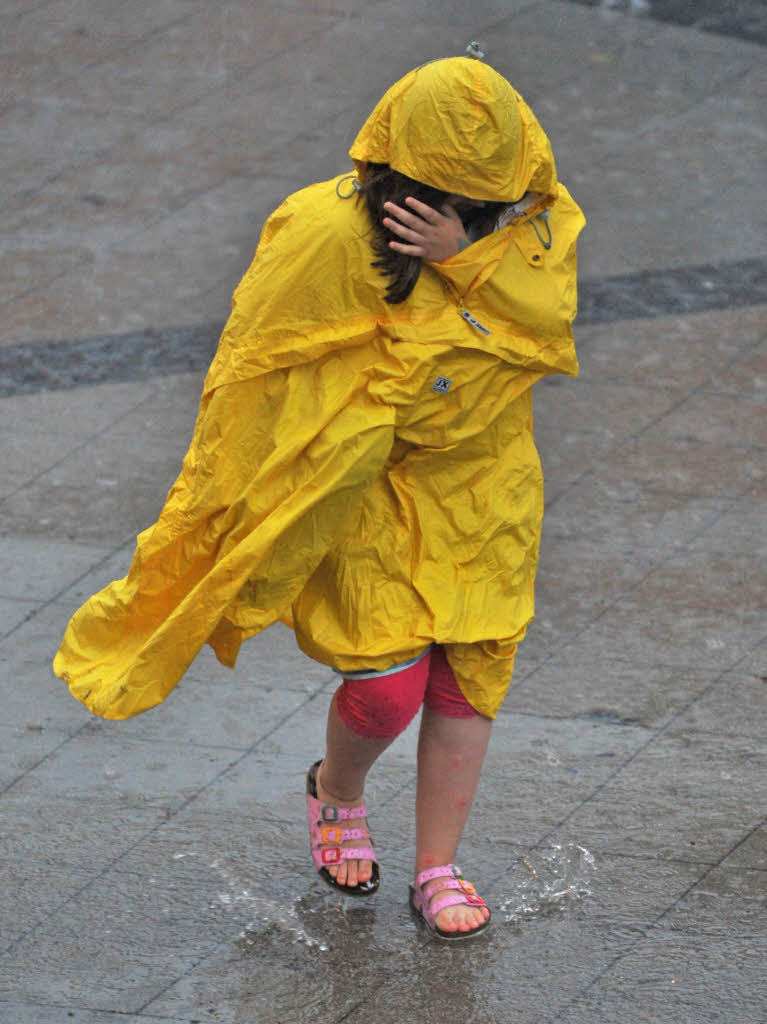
[
  {"xmin": 1, "ymin": 257, "xmax": 766, "ymax": 399},
  {"xmin": 558, "ymin": 0, "xmax": 767, "ymax": 47},
  {"xmin": 578, "ymin": 256, "xmax": 767, "ymax": 325},
  {"xmin": 0, "ymin": 322, "xmax": 221, "ymax": 399}
]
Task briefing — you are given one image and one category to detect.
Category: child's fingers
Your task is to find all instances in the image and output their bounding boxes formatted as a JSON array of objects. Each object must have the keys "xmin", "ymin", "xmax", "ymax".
[
  {"xmin": 403, "ymin": 196, "xmax": 444, "ymax": 223},
  {"xmin": 438, "ymin": 203, "xmax": 464, "ymax": 225},
  {"xmin": 388, "ymin": 239, "xmax": 426, "ymax": 256},
  {"xmin": 383, "ymin": 200, "xmax": 433, "ymax": 230},
  {"xmin": 382, "ymin": 216, "xmax": 426, "ymax": 243}
]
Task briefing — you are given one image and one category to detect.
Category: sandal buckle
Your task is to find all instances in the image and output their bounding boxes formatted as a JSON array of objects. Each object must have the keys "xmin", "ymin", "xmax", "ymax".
[
  {"xmin": 459, "ymin": 879, "xmax": 477, "ymax": 894},
  {"xmin": 321, "ymin": 826, "xmax": 342, "ymax": 844},
  {"xmin": 321, "ymin": 804, "xmax": 339, "ymax": 822},
  {"xmin": 321, "ymin": 847, "xmax": 342, "ymax": 865}
]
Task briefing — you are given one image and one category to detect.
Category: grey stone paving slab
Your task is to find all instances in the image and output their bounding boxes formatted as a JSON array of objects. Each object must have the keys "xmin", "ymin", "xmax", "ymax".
[
  {"xmin": 0, "ymin": 1005, "xmax": 191, "ymax": 1024},
  {"xmin": 562, "ymin": 852, "xmax": 706, "ymax": 926},
  {"xmin": 574, "ymin": 99, "xmax": 767, "ymax": 279},
  {"xmin": 4, "ymin": 174, "xmax": 293, "ymax": 342},
  {"xmin": 533, "ymin": 375, "xmax": 687, "ymax": 464},
  {"xmin": 48, "ymin": 545, "xmax": 133, "ymax": 608},
  {"xmin": 580, "ymin": 305, "xmax": 767, "ymax": 388},
  {"xmin": 703, "ymin": 335, "xmax": 767, "ymax": 399},
  {"xmin": 472, "ymin": 713, "xmax": 653, "ymax": 847},
  {"xmin": 0, "ymin": 725, "xmax": 245, "ymax": 867},
  {"xmin": 559, "ymin": 932, "xmax": 767, "ymax": 1024},
  {"xmin": 545, "ymin": 727, "xmax": 766, "ymax": 863},
  {"xmin": 507, "ymin": 659, "xmax": 720, "ymax": 731},
  {"xmin": 30, "ymin": 4, "xmax": 342, "ymax": 122},
  {"xmin": 541, "ymin": 473, "xmax": 730, "ymax": 558},
  {"xmin": 661, "ymin": 863, "xmax": 767, "ymax": 936},
  {"xmin": 107, "ymin": 673, "xmax": 324, "ymax": 753},
  {"xmin": 672, "ymin": 672, "xmax": 767, "ymax": 741},
  {"xmin": 643, "ymin": 390, "xmax": 767, "ymax": 449},
  {"xmin": 0, "ymin": 856, "xmax": 96, "ymax": 950},
  {"xmin": 1, "ymin": 98, "xmax": 143, "ymax": 204},
  {"xmin": 721, "ymin": 826, "xmax": 767, "ymax": 871},
  {"xmin": 0, "ymin": 870, "xmax": 223, "ymax": 1012},
  {"xmin": 0, "ymin": 377, "xmax": 161, "ymax": 434},
  {"xmin": 0, "ymin": 720, "xmax": 71, "ymax": 791},
  {"xmin": 338, "ymin": 921, "xmax": 639, "ymax": 1024},
  {"xmin": 0, "ymin": 429, "xmax": 99, "ymax": 503},
  {"xmin": 101, "ymin": 372, "xmax": 203, "ymax": 443},
  {"xmin": 0, "ymin": 603, "xmax": 108, "ymax": 729},
  {"xmin": 0, "ymin": 597, "xmax": 40, "ymax": 634},
  {"xmin": 142, "ymin": 910, "xmax": 638, "ymax": 1024},
  {"xmin": 578, "ymin": 258, "xmax": 767, "ymax": 325},
  {"xmin": 594, "ymin": 434, "xmax": 764, "ymax": 500},
  {"xmin": 565, "ymin": 549, "xmax": 765, "ymax": 672},
  {"xmin": 0, "ymin": 433, "xmax": 186, "ymax": 544},
  {"xmin": 0, "ymin": 538, "xmax": 113, "ymax": 602},
  {"xmin": 373, "ymin": 0, "xmax": 533, "ymax": 24}
]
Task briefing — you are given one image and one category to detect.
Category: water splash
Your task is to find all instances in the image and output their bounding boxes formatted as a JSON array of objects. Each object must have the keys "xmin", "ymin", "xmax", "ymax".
[
  {"xmin": 498, "ymin": 843, "xmax": 596, "ymax": 924},
  {"xmin": 210, "ymin": 857, "xmax": 329, "ymax": 952}
]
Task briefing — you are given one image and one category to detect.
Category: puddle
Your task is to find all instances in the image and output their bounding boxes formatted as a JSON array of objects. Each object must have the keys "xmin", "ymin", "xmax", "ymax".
[
  {"xmin": 497, "ymin": 843, "xmax": 596, "ymax": 925},
  {"xmin": 210, "ymin": 856, "xmax": 329, "ymax": 952},
  {"xmin": 206, "ymin": 842, "xmax": 595, "ymax": 957}
]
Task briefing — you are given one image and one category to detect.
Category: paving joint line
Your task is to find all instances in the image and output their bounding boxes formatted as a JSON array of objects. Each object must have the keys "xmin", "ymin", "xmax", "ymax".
[
  {"xmin": 0, "ymin": 681, "xmax": 330, "ymax": 957},
  {"xmin": 0, "ymin": 372, "xmax": 174, "ymax": 513},
  {"xmin": 526, "ymin": 368, "xmax": 767, "ymax": 679},
  {"xmin": 0, "ymin": 12, "xmax": 355, "ymax": 297},
  {"xmin": 0, "ymin": 719, "xmax": 91, "ymax": 799},
  {"xmin": 529, "ymin": 636, "xmax": 764, "ymax": 850},
  {"xmin": 546, "ymin": 809, "xmax": 767, "ymax": 1022},
  {"xmin": 0, "ymin": 998, "xmax": 197, "ymax": 1023}
]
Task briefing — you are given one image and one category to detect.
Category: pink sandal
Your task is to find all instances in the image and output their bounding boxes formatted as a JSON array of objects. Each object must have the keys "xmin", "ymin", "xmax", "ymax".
[
  {"xmin": 409, "ymin": 864, "xmax": 491, "ymax": 941},
  {"xmin": 306, "ymin": 760, "xmax": 380, "ymax": 896}
]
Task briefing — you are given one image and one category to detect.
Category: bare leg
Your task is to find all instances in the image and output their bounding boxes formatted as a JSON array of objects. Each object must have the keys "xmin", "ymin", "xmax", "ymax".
[
  {"xmin": 415, "ymin": 706, "xmax": 493, "ymax": 933},
  {"xmin": 316, "ymin": 691, "xmax": 395, "ymax": 887}
]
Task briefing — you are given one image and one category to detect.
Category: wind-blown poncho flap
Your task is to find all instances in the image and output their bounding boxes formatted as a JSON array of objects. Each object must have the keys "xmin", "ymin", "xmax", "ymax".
[{"xmin": 55, "ymin": 359, "xmax": 395, "ymax": 719}]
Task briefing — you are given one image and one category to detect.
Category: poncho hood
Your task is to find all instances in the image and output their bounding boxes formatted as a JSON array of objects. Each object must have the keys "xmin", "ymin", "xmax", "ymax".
[{"xmin": 349, "ymin": 57, "xmax": 558, "ymax": 204}]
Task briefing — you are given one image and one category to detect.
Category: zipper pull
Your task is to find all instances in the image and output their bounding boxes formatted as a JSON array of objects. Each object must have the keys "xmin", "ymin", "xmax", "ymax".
[{"xmin": 460, "ymin": 309, "xmax": 491, "ymax": 336}]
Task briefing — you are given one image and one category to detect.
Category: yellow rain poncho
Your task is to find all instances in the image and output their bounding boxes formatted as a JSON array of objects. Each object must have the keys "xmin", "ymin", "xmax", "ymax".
[{"xmin": 54, "ymin": 57, "xmax": 585, "ymax": 720}]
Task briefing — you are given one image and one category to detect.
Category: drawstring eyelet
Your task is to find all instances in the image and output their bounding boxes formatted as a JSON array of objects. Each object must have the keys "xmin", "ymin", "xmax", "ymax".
[{"xmin": 336, "ymin": 174, "xmax": 361, "ymax": 199}]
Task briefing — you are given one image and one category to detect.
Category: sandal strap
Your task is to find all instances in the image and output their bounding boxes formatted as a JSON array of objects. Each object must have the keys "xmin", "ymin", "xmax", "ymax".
[
  {"xmin": 424, "ymin": 890, "xmax": 487, "ymax": 923},
  {"xmin": 309, "ymin": 825, "xmax": 370, "ymax": 847},
  {"xmin": 415, "ymin": 863, "xmax": 464, "ymax": 887},
  {"xmin": 306, "ymin": 792, "xmax": 368, "ymax": 821},
  {"xmin": 312, "ymin": 844, "xmax": 377, "ymax": 868}
]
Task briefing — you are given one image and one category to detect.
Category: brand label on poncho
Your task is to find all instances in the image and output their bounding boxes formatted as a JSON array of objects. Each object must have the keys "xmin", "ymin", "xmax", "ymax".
[{"xmin": 432, "ymin": 376, "xmax": 453, "ymax": 394}]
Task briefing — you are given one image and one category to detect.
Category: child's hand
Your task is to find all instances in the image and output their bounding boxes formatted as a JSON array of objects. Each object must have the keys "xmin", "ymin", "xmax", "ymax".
[{"xmin": 382, "ymin": 197, "xmax": 470, "ymax": 261}]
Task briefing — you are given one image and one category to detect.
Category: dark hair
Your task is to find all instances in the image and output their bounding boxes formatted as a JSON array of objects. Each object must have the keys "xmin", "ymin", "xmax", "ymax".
[{"xmin": 357, "ymin": 162, "xmax": 507, "ymax": 304}]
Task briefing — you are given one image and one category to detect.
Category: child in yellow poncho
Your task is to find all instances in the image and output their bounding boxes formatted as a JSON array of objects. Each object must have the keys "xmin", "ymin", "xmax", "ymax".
[{"xmin": 54, "ymin": 56, "xmax": 584, "ymax": 940}]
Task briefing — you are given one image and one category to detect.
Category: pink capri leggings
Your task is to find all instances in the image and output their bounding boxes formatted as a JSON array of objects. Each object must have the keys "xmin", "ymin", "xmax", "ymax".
[{"xmin": 335, "ymin": 645, "xmax": 478, "ymax": 739}]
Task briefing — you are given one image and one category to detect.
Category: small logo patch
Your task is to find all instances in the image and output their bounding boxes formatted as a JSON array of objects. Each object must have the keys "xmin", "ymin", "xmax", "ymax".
[{"xmin": 432, "ymin": 375, "xmax": 453, "ymax": 394}]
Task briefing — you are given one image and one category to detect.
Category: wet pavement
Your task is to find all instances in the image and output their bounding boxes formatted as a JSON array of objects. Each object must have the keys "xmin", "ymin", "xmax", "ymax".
[{"xmin": 1, "ymin": 1, "xmax": 766, "ymax": 1022}]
